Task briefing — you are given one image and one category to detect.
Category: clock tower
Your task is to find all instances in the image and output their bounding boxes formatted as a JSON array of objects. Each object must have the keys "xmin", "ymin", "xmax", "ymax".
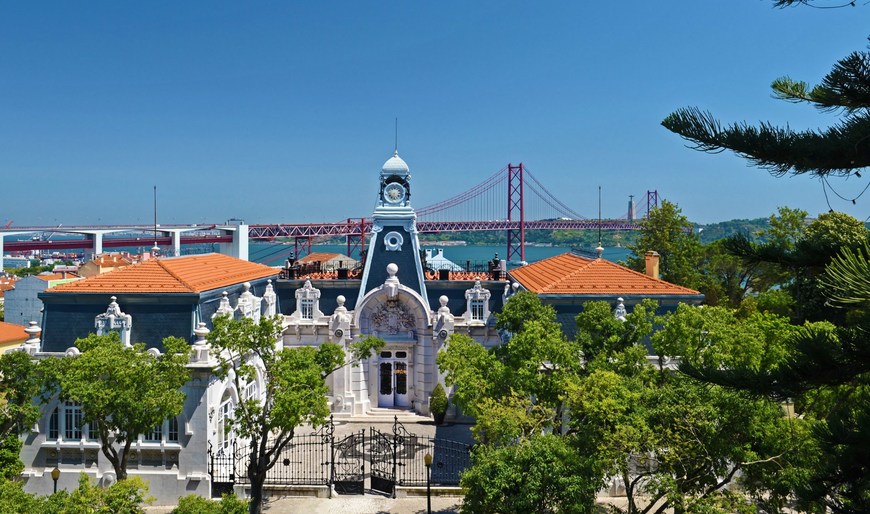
[{"xmin": 357, "ymin": 151, "xmax": 430, "ymax": 310}]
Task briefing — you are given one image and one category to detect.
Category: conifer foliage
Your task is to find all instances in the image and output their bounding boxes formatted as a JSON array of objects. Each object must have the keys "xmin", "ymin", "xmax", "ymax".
[
  {"xmin": 663, "ymin": 39, "xmax": 870, "ymax": 177},
  {"xmin": 663, "ymin": 26, "xmax": 870, "ymax": 513}
]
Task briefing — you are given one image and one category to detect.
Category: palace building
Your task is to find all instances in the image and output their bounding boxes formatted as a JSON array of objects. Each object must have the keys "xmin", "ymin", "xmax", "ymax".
[{"xmin": 14, "ymin": 151, "xmax": 701, "ymax": 503}]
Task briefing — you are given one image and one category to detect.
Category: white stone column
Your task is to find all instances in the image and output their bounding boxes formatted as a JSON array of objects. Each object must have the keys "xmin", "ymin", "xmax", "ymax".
[
  {"xmin": 172, "ymin": 231, "xmax": 182, "ymax": 257},
  {"xmin": 219, "ymin": 223, "xmax": 249, "ymax": 261},
  {"xmin": 92, "ymin": 232, "xmax": 103, "ymax": 256}
]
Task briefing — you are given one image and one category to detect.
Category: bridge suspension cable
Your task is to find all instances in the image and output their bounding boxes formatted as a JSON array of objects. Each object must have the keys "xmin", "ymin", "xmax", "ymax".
[
  {"xmin": 416, "ymin": 165, "xmax": 508, "ymax": 220},
  {"xmin": 522, "ymin": 166, "xmax": 588, "ymax": 220}
]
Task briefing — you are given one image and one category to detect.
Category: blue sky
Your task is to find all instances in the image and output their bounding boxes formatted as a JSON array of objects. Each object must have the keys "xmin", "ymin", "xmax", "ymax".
[{"xmin": 1, "ymin": 1, "xmax": 867, "ymax": 226}]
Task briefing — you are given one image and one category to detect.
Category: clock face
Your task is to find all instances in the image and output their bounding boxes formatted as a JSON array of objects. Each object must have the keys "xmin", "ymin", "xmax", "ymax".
[{"xmin": 384, "ymin": 183, "xmax": 406, "ymax": 204}]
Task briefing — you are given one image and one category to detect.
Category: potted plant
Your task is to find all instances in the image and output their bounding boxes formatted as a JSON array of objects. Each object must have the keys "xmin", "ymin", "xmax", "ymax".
[{"xmin": 430, "ymin": 383, "xmax": 448, "ymax": 425}]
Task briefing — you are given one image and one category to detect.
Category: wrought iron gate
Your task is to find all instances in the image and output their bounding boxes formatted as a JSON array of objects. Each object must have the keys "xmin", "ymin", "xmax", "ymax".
[
  {"xmin": 207, "ymin": 415, "xmax": 471, "ymax": 496},
  {"xmin": 369, "ymin": 426, "xmax": 396, "ymax": 496},
  {"xmin": 207, "ymin": 441, "xmax": 236, "ymax": 498},
  {"xmin": 332, "ymin": 429, "xmax": 365, "ymax": 495}
]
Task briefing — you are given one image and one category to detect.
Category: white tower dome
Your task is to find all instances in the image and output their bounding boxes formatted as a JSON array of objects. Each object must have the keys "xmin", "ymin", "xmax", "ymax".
[{"xmin": 382, "ymin": 150, "xmax": 410, "ymax": 175}]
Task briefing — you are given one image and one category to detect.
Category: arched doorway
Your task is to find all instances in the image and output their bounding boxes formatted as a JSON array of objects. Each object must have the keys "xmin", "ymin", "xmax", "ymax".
[{"xmin": 377, "ymin": 348, "xmax": 411, "ymax": 408}]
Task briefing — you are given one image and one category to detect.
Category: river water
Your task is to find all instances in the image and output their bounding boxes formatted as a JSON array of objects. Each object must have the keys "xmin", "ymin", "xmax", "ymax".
[{"xmin": 249, "ymin": 242, "xmax": 632, "ymax": 268}]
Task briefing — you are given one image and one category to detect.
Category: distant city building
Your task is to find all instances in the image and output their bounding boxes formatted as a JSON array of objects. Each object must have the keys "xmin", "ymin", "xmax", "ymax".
[
  {"xmin": 4, "ymin": 273, "xmax": 80, "ymax": 326},
  {"xmin": 424, "ymin": 248, "xmax": 464, "ymax": 272},
  {"xmin": 297, "ymin": 252, "xmax": 359, "ymax": 272},
  {"xmin": 77, "ymin": 253, "xmax": 133, "ymax": 278},
  {"xmin": 0, "ymin": 275, "xmax": 16, "ymax": 306},
  {"xmin": 3, "ymin": 256, "xmax": 31, "ymax": 269}
]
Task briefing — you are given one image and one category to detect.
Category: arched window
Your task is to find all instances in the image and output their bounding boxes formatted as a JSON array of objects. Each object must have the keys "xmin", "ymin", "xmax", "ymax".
[
  {"xmin": 168, "ymin": 416, "xmax": 180, "ymax": 443},
  {"xmin": 217, "ymin": 391, "xmax": 235, "ymax": 450}
]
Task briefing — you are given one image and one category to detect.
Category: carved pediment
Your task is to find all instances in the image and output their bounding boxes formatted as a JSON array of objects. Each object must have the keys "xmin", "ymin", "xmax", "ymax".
[{"xmin": 370, "ymin": 298, "xmax": 417, "ymax": 335}]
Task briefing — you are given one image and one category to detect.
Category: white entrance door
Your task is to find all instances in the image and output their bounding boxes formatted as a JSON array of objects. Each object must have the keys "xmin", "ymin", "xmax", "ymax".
[{"xmin": 377, "ymin": 350, "xmax": 410, "ymax": 408}]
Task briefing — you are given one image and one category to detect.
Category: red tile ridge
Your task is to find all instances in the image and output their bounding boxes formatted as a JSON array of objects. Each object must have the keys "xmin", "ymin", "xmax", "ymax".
[{"xmin": 155, "ymin": 259, "xmax": 198, "ymax": 292}]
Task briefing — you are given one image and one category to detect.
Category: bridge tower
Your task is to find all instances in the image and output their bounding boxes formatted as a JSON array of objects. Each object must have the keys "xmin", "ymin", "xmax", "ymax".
[
  {"xmin": 645, "ymin": 190, "xmax": 659, "ymax": 219},
  {"xmin": 345, "ymin": 217, "xmax": 367, "ymax": 259},
  {"xmin": 506, "ymin": 163, "xmax": 525, "ymax": 262}
]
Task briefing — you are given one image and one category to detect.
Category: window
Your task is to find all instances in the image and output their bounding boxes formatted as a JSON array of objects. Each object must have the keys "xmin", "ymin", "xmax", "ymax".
[
  {"xmin": 244, "ymin": 381, "xmax": 259, "ymax": 402},
  {"xmin": 47, "ymin": 401, "xmax": 95, "ymax": 442},
  {"xmin": 143, "ymin": 417, "xmax": 180, "ymax": 444},
  {"xmin": 471, "ymin": 299, "xmax": 486, "ymax": 321},
  {"xmin": 168, "ymin": 417, "xmax": 179, "ymax": 443},
  {"xmin": 145, "ymin": 424, "xmax": 163, "ymax": 442},
  {"xmin": 300, "ymin": 298, "xmax": 314, "ymax": 320},
  {"xmin": 218, "ymin": 396, "xmax": 234, "ymax": 450},
  {"xmin": 63, "ymin": 401, "xmax": 83, "ymax": 440}
]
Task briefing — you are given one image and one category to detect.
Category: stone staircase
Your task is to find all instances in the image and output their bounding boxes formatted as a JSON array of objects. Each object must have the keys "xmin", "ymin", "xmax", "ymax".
[{"xmin": 347, "ymin": 407, "xmax": 433, "ymax": 424}]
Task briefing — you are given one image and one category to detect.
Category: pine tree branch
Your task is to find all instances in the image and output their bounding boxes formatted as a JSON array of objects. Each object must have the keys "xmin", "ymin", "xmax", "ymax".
[{"xmin": 662, "ymin": 108, "xmax": 870, "ymax": 177}]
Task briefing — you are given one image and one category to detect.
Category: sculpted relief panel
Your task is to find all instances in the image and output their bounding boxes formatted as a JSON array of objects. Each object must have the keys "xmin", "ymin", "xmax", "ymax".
[{"xmin": 370, "ymin": 298, "xmax": 417, "ymax": 335}]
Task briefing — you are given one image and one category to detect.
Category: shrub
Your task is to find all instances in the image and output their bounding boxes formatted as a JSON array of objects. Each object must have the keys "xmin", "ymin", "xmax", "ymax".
[
  {"xmin": 173, "ymin": 493, "xmax": 247, "ymax": 514},
  {"xmin": 430, "ymin": 383, "xmax": 448, "ymax": 415},
  {"xmin": 66, "ymin": 474, "xmax": 152, "ymax": 514},
  {"xmin": 0, "ymin": 473, "xmax": 153, "ymax": 514},
  {"xmin": 0, "ymin": 478, "xmax": 41, "ymax": 514}
]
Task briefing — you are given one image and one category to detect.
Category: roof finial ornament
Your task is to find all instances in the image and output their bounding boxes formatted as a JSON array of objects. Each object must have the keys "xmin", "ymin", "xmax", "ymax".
[
  {"xmin": 394, "ymin": 117, "xmax": 398, "ymax": 154},
  {"xmin": 597, "ymin": 185, "xmax": 602, "ymax": 258}
]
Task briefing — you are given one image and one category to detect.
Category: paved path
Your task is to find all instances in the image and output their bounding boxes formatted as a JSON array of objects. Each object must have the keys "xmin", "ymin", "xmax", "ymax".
[
  {"xmin": 330, "ymin": 418, "xmax": 475, "ymax": 445},
  {"xmin": 264, "ymin": 495, "xmax": 462, "ymax": 513}
]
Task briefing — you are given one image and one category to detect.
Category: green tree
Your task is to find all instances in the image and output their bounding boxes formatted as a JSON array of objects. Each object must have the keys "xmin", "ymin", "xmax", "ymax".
[
  {"xmin": 0, "ymin": 350, "xmax": 43, "ymax": 479},
  {"xmin": 460, "ymin": 434, "xmax": 603, "ymax": 514},
  {"xmin": 448, "ymin": 292, "xmax": 811, "ymax": 513},
  {"xmin": 172, "ymin": 493, "xmax": 248, "ymax": 514},
  {"xmin": 726, "ymin": 211, "xmax": 868, "ymax": 323},
  {"xmin": 45, "ymin": 333, "xmax": 191, "ymax": 481},
  {"xmin": 625, "ymin": 200, "xmax": 702, "ymax": 289},
  {"xmin": 495, "ymin": 290, "xmax": 558, "ymax": 334},
  {"xmin": 566, "ymin": 302, "xmax": 806, "ymax": 514},
  {"xmin": 208, "ymin": 315, "xmax": 382, "ymax": 514},
  {"xmin": 762, "ymin": 207, "xmax": 807, "ymax": 250},
  {"xmin": 441, "ymin": 293, "xmax": 581, "ymax": 441},
  {"xmin": 575, "ymin": 299, "xmax": 657, "ymax": 364}
]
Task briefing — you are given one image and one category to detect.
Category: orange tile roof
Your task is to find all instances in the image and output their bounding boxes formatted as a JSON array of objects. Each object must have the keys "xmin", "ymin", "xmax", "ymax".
[
  {"xmin": 49, "ymin": 253, "xmax": 278, "ymax": 294},
  {"xmin": 298, "ymin": 252, "xmax": 348, "ymax": 263},
  {"xmin": 0, "ymin": 321, "xmax": 27, "ymax": 344},
  {"xmin": 35, "ymin": 273, "xmax": 67, "ymax": 282},
  {"xmin": 509, "ymin": 252, "xmax": 701, "ymax": 296}
]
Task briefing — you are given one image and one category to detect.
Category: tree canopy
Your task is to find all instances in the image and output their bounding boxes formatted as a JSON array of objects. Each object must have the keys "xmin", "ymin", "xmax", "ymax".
[
  {"xmin": 0, "ymin": 350, "xmax": 43, "ymax": 479},
  {"xmin": 625, "ymin": 200, "xmax": 702, "ymax": 289},
  {"xmin": 663, "ymin": 24, "xmax": 870, "ymax": 512},
  {"xmin": 44, "ymin": 333, "xmax": 191, "ymax": 481},
  {"xmin": 441, "ymin": 293, "xmax": 804, "ymax": 513},
  {"xmin": 208, "ymin": 314, "xmax": 382, "ymax": 514}
]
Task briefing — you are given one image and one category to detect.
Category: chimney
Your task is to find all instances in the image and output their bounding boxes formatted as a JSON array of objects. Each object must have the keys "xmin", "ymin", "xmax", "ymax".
[{"xmin": 644, "ymin": 251, "xmax": 660, "ymax": 280}]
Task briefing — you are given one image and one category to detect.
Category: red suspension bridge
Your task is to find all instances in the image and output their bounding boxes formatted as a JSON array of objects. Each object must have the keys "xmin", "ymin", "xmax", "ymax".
[
  {"xmin": 249, "ymin": 164, "xmax": 660, "ymax": 261},
  {"xmin": 1, "ymin": 163, "xmax": 661, "ymax": 263}
]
